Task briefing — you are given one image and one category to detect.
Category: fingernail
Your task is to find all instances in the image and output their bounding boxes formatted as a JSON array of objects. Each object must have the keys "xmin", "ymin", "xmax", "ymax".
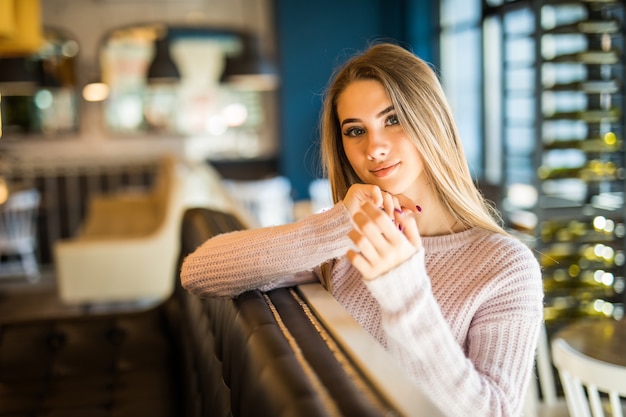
[
  {"xmin": 394, "ymin": 208, "xmax": 402, "ymax": 214},
  {"xmin": 399, "ymin": 225, "xmax": 404, "ymax": 232},
  {"xmin": 416, "ymin": 205, "xmax": 423, "ymax": 212}
]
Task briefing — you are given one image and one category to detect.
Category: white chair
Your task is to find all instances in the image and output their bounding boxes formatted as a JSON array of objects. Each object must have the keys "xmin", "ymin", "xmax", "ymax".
[
  {"xmin": 0, "ymin": 188, "xmax": 41, "ymax": 282},
  {"xmin": 54, "ymin": 156, "xmax": 185, "ymax": 305},
  {"xmin": 523, "ymin": 325, "xmax": 570, "ymax": 417},
  {"xmin": 53, "ymin": 156, "xmax": 249, "ymax": 306},
  {"xmin": 551, "ymin": 337, "xmax": 626, "ymax": 417}
]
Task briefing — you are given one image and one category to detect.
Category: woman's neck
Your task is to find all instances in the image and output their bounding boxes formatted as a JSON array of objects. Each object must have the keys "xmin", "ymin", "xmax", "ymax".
[{"xmin": 410, "ymin": 190, "xmax": 462, "ymax": 237}]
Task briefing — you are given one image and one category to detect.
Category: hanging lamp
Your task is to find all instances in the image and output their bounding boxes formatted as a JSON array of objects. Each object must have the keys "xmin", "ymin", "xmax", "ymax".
[
  {"xmin": 146, "ymin": 35, "xmax": 180, "ymax": 84},
  {"xmin": 220, "ymin": 32, "xmax": 278, "ymax": 91}
]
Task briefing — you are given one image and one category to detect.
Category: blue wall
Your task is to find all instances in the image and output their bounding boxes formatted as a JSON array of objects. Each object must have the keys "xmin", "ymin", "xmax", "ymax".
[{"xmin": 274, "ymin": 0, "xmax": 438, "ymax": 200}]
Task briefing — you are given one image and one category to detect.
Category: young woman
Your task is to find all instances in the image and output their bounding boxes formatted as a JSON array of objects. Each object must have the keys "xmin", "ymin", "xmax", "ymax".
[{"xmin": 181, "ymin": 42, "xmax": 543, "ymax": 417}]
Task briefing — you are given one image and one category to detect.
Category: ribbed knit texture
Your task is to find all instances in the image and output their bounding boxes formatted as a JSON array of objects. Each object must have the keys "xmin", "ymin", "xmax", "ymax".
[{"xmin": 181, "ymin": 203, "xmax": 544, "ymax": 417}]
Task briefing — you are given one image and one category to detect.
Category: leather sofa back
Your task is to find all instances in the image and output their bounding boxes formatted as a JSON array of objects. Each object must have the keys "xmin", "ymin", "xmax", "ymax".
[{"xmin": 176, "ymin": 207, "xmax": 417, "ymax": 417}]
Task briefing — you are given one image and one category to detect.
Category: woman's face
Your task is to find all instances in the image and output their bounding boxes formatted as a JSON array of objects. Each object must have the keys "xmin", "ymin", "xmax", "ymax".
[{"xmin": 337, "ymin": 79, "xmax": 425, "ymax": 199}]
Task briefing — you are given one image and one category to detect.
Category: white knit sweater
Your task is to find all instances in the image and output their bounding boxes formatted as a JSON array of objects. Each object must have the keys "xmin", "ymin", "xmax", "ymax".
[{"xmin": 180, "ymin": 203, "xmax": 544, "ymax": 416}]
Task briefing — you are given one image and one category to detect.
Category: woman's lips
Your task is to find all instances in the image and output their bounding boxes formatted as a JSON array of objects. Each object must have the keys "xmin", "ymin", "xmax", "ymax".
[{"xmin": 370, "ymin": 162, "xmax": 399, "ymax": 178}]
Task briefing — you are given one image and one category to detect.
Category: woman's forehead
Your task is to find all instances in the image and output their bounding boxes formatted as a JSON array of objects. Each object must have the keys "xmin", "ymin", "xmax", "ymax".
[{"xmin": 336, "ymin": 80, "xmax": 391, "ymax": 118}]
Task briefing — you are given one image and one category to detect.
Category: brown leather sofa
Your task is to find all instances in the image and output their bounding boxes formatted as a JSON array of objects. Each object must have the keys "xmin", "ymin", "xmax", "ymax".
[
  {"xmin": 0, "ymin": 207, "xmax": 428, "ymax": 417},
  {"xmin": 0, "ymin": 295, "xmax": 183, "ymax": 416},
  {"xmin": 175, "ymin": 207, "xmax": 408, "ymax": 417}
]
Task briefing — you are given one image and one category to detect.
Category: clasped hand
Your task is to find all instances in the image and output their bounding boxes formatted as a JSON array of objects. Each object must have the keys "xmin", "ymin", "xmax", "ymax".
[{"xmin": 343, "ymin": 184, "xmax": 422, "ymax": 281}]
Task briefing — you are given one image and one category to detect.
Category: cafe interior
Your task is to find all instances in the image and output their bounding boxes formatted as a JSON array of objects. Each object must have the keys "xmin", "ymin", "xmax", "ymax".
[{"xmin": 0, "ymin": 0, "xmax": 624, "ymax": 416}]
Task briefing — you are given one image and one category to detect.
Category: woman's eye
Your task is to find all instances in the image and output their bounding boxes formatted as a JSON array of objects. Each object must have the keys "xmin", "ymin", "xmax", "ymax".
[
  {"xmin": 344, "ymin": 127, "xmax": 365, "ymax": 137},
  {"xmin": 386, "ymin": 114, "xmax": 399, "ymax": 126}
]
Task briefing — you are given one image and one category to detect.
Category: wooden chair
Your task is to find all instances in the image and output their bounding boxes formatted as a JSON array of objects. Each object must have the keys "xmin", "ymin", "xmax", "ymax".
[
  {"xmin": 551, "ymin": 337, "xmax": 626, "ymax": 417},
  {"xmin": 0, "ymin": 188, "xmax": 41, "ymax": 281}
]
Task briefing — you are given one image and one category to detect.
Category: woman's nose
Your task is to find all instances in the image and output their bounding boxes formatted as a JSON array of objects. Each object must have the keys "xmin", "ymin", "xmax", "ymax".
[{"xmin": 366, "ymin": 131, "xmax": 390, "ymax": 159}]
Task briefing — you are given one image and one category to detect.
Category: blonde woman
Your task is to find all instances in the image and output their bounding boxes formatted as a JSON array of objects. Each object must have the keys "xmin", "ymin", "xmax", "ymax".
[{"xmin": 181, "ymin": 42, "xmax": 543, "ymax": 416}]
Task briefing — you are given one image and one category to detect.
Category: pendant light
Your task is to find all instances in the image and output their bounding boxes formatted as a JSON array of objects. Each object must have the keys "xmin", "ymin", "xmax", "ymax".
[
  {"xmin": 220, "ymin": 32, "xmax": 278, "ymax": 91},
  {"xmin": 146, "ymin": 35, "xmax": 180, "ymax": 85}
]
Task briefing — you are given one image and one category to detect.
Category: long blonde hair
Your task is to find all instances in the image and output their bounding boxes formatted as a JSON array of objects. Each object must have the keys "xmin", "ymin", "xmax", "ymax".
[{"xmin": 320, "ymin": 42, "xmax": 506, "ymax": 235}]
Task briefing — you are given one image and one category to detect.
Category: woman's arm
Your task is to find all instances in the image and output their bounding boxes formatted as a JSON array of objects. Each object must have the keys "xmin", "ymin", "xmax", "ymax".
[
  {"xmin": 365, "ymin": 242, "xmax": 543, "ymax": 417},
  {"xmin": 180, "ymin": 203, "xmax": 355, "ymax": 298}
]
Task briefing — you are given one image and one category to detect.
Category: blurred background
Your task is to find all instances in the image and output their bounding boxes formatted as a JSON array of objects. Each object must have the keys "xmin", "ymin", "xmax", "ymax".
[{"xmin": 0, "ymin": 0, "xmax": 624, "ymax": 333}]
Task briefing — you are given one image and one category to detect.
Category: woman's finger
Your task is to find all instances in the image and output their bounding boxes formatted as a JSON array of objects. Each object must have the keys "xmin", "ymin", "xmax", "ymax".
[
  {"xmin": 348, "ymin": 228, "xmax": 380, "ymax": 260},
  {"xmin": 343, "ymin": 184, "xmax": 385, "ymax": 216},
  {"xmin": 352, "ymin": 205, "xmax": 394, "ymax": 249},
  {"xmin": 394, "ymin": 193, "xmax": 421, "ymax": 214},
  {"xmin": 395, "ymin": 211, "xmax": 423, "ymax": 250},
  {"xmin": 380, "ymin": 191, "xmax": 396, "ymax": 218},
  {"xmin": 346, "ymin": 249, "xmax": 375, "ymax": 279}
]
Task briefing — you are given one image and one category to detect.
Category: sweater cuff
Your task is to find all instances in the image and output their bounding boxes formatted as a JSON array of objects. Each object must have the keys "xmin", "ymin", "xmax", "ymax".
[
  {"xmin": 306, "ymin": 202, "xmax": 355, "ymax": 256},
  {"xmin": 364, "ymin": 248, "xmax": 430, "ymax": 314}
]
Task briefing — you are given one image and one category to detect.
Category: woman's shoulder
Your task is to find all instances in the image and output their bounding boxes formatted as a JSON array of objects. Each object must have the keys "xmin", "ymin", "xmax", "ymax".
[
  {"xmin": 425, "ymin": 227, "xmax": 540, "ymax": 273},
  {"xmin": 424, "ymin": 227, "xmax": 531, "ymax": 253},
  {"xmin": 471, "ymin": 228, "xmax": 539, "ymax": 266},
  {"xmin": 470, "ymin": 230, "xmax": 543, "ymax": 296}
]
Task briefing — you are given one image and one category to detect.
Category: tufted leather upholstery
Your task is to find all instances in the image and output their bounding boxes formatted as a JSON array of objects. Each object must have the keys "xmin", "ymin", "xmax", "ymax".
[{"xmin": 0, "ymin": 304, "xmax": 183, "ymax": 416}]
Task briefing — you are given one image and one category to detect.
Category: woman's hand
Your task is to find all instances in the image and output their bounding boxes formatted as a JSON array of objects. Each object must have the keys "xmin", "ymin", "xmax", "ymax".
[
  {"xmin": 346, "ymin": 200, "xmax": 422, "ymax": 281},
  {"xmin": 342, "ymin": 184, "xmax": 419, "ymax": 220}
]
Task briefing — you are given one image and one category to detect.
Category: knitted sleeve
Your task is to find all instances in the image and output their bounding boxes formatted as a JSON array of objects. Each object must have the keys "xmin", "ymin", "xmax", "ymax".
[
  {"xmin": 180, "ymin": 203, "xmax": 355, "ymax": 298},
  {"xmin": 364, "ymin": 237, "xmax": 543, "ymax": 417}
]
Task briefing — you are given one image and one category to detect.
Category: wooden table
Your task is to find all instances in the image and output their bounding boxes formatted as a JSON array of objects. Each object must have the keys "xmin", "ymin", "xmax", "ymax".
[{"xmin": 553, "ymin": 318, "xmax": 626, "ymax": 367}]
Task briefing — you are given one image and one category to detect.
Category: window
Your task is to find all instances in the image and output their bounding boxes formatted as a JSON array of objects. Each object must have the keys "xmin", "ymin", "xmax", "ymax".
[{"xmin": 439, "ymin": 0, "xmax": 484, "ymax": 179}]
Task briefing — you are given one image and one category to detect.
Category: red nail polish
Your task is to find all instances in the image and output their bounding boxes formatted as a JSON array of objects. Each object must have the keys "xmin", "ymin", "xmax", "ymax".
[{"xmin": 416, "ymin": 205, "xmax": 423, "ymax": 212}]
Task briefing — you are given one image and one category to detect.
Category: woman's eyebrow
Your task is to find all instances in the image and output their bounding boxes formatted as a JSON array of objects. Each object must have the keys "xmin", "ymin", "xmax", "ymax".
[
  {"xmin": 340, "ymin": 106, "xmax": 395, "ymax": 128},
  {"xmin": 340, "ymin": 118, "xmax": 360, "ymax": 128},
  {"xmin": 377, "ymin": 105, "xmax": 394, "ymax": 118}
]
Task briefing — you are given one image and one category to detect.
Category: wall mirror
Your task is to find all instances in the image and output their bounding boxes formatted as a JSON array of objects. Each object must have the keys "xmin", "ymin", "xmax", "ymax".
[{"xmin": 95, "ymin": 24, "xmax": 278, "ymax": 159}]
